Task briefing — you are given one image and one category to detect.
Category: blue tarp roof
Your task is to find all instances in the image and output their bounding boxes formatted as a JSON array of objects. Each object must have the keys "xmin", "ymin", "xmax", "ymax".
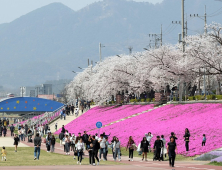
[{"xmin": 0, "ymin": 97, "xmax": 64, "ymax": 112}]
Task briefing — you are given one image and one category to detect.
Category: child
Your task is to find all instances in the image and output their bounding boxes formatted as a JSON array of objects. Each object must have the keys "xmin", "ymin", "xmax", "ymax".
[
  {"xmin": 1, "ymin": 146, "xmax": 6, "ymax": 161},
  {"xmin": 202, "ymin": 134, "xmax": 206, "ymax": 146},
  {"xmin": 88, "ymin": 143, "xmax": 94, "ymax": 165},
  {"xmin": 14, "ymin": 134, "xmax": 19, "ymax": 152}
]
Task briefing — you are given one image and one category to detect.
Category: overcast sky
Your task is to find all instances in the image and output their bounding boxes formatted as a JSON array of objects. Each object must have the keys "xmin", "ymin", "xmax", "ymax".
[{"xmin": 0, "ymin": 0, "xmax": 163, "ymax": 24}]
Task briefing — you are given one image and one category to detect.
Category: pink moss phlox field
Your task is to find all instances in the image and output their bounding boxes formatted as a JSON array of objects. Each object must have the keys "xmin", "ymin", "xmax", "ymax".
[
  {"xmin": 57, "ymin": 103, "xmax": 222, "ymax": 157},
  {"xmin": 55, "ymin": 105, "xmax": 154, "ymax": 135},
  {"xmin": 89, "ymin": 103, "xmax": 222, "ymax": 156}
]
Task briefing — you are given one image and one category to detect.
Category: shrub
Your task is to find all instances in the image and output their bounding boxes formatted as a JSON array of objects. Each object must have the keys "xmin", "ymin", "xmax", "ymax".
[
  {"xmin": 216, "ymin": 95, "xmax": 222, "ymax": 100},
  {"xmin": 141, "ymin": 99, "xmax": 145, "ymax": 102},
  {"xmin": 146, "ymin": 98, "xmax": 151, "ymax": 102}
]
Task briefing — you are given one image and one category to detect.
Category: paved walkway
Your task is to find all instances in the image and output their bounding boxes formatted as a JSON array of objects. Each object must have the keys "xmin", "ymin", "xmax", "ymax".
[
  {"xmin": 13, "ymin": 138, "xmax": 219, "ymax": 170},
  {"xmin": 49, "ymin": 106, "xmax": 97, "ymax": 133},
  {"xmin": 0, "ymin": 136, "xmax": 29, "ymax": 147}
]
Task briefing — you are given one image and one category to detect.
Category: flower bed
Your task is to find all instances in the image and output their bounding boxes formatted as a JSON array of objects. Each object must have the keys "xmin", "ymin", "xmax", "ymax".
[
  {"xmin": 88, "ymin": 103, "xmax": 222, "ymax": 157},
  {"xmin": 55, "ymin": 104, "xmax": 154, "ymax": 135}
]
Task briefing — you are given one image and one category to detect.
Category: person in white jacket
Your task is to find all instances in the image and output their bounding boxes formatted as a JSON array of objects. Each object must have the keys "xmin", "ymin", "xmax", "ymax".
[
  {"xmin": 145, "ymin": 132, "xmax": 153, "ymax": 152},
  {"xmin": 76, "ymin": 138, "xmax": 84, "ymax": 165},
  {"xmin": 161, "ymin": 135, "xmax": 167, "ymax": 159}
]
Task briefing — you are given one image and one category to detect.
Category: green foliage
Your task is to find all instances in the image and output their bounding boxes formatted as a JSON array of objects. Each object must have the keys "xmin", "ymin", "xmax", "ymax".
[
  {"xmin": 140, "ymin": 99, "xmax": 145, "ymax": 102},
  {"xmin": 216, "ymin": 95, "xmax": 222, "ymax": 100},
  {"xmin": 209, "ymin": 161, "xmax": 222, "ymax": 166}
]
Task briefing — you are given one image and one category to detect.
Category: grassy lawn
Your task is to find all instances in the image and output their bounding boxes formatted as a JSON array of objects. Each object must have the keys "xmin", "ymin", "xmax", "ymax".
[
  {"xmin": 0, "ymin": 147, "xmax": 123, "ymax": 166},
  {"xmin": 108, "ymin": 148, "xmax": 195, "ymax": 161},
  {"xmin": 209, "ymin": 161, "xmax": 222, "ymax": 166}
]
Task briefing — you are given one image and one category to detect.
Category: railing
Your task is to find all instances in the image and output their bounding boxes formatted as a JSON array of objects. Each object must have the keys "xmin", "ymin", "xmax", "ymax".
[{"xmin": 14, "ymin": 99, "xmax": 75, "ymax": 127}]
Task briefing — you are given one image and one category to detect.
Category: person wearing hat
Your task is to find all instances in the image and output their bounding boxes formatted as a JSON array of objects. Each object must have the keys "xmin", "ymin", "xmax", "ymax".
[{"xmin": 153, "ymin": 136, "xmax": 163, "ymax": 161}]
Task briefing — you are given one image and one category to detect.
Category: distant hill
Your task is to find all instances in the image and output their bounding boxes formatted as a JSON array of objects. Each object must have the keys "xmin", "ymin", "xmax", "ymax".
[{"xmin": 0, "ymin": 0, "xmax": 221, "ymax": 88}]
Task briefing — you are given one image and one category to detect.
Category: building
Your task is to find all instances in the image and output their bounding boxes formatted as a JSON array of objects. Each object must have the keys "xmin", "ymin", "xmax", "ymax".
[
  {"xmin": 36, "ymin": 84, "xmax": 52, "ymax": 95},
  {"xmin": 20, "ymin": 87, "xmax": 36, "ymax": 97}
]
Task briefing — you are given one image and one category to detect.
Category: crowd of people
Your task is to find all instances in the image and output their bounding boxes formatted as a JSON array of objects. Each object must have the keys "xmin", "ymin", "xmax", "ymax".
[{"xmin": 0, "ymin": 115, "xmax": 207, "ymax": 168}]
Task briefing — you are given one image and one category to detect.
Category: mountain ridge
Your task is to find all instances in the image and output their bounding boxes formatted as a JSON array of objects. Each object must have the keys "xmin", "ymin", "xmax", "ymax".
[{"xmin": 0, "ymin": 0, "xmax": 221, "ymax": 89}]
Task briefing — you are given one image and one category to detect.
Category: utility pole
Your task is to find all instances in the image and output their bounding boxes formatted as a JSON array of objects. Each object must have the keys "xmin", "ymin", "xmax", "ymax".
[
  {"xmin": 204, "ymin": 66, "xmax": 206, "ymax": 100},
  {"xmin": 182, "ymin": 0, "xmax": 185, "ymax": 52},
  {"xmin": 88, "ymin": 59, "xmax": 90, "ymax": 66},
  {"xmin": 204, "ymin": 5, "xmax": 207, "ymax": 35},
  {"xmin": 160, "ymin": 24, "xmax": 163, "ymax": 46},
  {"xmin": 148, "ymin": 25, "xmax": 163, "ymax": 49},
  {"xmin": 128, "ymin": 46, "xmax": 133, "ymax": 55},
  {"xmin": 99, "ymin": 43, "xmax": 105, "ymax": 62},
  {"xmin": 190, "ymin": 5, "xmax": 207, "ymax": 35}
]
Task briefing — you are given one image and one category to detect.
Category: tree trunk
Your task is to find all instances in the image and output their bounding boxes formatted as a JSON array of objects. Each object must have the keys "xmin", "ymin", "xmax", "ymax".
[
  {"xmin": 179, "ymin": 83, "xmax": 183, "ymax": 102},
  {"xmin": 217, "ymin": 81, "xmax": 221, "ymax": 95}
]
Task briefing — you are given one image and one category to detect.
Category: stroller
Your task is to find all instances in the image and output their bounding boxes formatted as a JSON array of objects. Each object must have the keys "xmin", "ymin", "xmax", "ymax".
[{"xmin": 153, "ymin": 148, "xmax": 164, "ymax": 161}]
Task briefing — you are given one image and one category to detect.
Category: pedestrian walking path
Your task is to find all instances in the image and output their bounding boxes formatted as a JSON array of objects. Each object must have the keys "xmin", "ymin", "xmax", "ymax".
[
  {"xmin": 17, "ymin": 138, "xmax": 219, "ymax": 170},
  {"xmin": 49, "ymin": 105, "xmax": 97, "ymax": 133},
  {"xmin": 0, "ymin": 133, "xmax": 29, "ymax": 147}
]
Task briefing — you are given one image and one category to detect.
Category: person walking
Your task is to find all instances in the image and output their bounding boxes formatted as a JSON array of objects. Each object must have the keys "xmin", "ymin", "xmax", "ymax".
[
  {"xmin": 46, "ymin": 132, "xmax": 51, "ymax": 152},
  {"xmin": 98, "ymin": 134, "xmax": 106, "ymax": 161},
  {"xmin": 184, "ymin": 128, "xmax": 190, "ymax": 152},
  {"xmin": 88, "ymin": 143, "xmax": 94, "ymax": 165},
  {"xmin": 145, "ymin": 132, "xmax": 153, "ymax": 152},
  {"xmin": 14, "ymin": 134, "xmax": 19, "ymax": 152},
  {"xmin": 76, "ymin": 138, "xmax": 84, "ymax": 165},
  {"xmin": 51, "ymin": 135, "xmax": 56, "ymax": 153},
  {"xmin": 1, "ymin": 146, "xmax": 7, "ymax": 161},
  {"xmin": 83, "ymin": 131, "xmax": 89, "ymax": 149},
  {"xmin": 105, "ymin": 137, "xmax": 109, "ymax": 160},
  {"xmin": 202, "ymin": 134, "xmax": 206, "ymax": 146},
  {"xmin": 70, "ymin": 134, "xmax": 76, "ymax": 152},
  {"xmin": 10, "ymin": 124, "xmax": 15, "ymax": 137},
  {"xmin": 167, "ymin": 137, "xmax": 177, "ymax": 167},
  {"xmin": 170, "ymin": 132, "xmax": 178, "ymax": 143},
  {"xmin": 161, "ymin": 135, "xmax": 167, "ymax": 159},
  {"xmin": 27, "ymin": 128, "xmax": 33, "ymax": 142},
  {"xmin": 45, "ymin": 124, "xmax": 48, "ymax": 135},
  {"xmin": 71, "ymin": 104, "xmax": 75, "ymax": 115},
  {"xmin": 140, "ymin": 137, "xmax": 149, "ymax": 161},
  {"xmin": 111, "ymin": 136, "xmax": 117, "ymax": 160},
  {"xmin": 60, "ymin": 109, "xmax": 63, "ymax": 120},
  {"xmin": 21, "ymin": 126, "xmax": 25, "ymax": 141},
  {"xmin": 55, "ymin": 123, "xmax": 57, "ymax": 131},
  {"xmin": 75, "ymin": 108, "xmax": 79, "ymax": 117},
  {"xmin": 25, "ymin": 124, "xmax": 28, "ymax": 137},
  {"xmin": 3, "ymin": 126, "xmax": 7, "ymax": 137},
  {"xmin": 92, "ymin": 135, "xmax": 100, "ymax": 165},
  {"xmin": 34, "ymin": 133, "xmax": 42, "ymax": 160},
  {"xmin": 113, "ymin": 138, "xmax": 121, "ymax": 161},
  {"xmin": 153, "ymin": 136, "xmax": 163, "ymax": 161},
  {"xmin": 126, "ymin": 136, "xmax": 135, "ymax": 161},
  {"xmin": 65, "ymin": 134, "xmax": 70, "ymax": 155}
]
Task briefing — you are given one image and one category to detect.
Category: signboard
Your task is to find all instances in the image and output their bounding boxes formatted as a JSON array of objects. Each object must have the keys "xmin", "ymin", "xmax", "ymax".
[{"xmin": 96, "ymin": 122, "xmax": 102, "ymax": 128}]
